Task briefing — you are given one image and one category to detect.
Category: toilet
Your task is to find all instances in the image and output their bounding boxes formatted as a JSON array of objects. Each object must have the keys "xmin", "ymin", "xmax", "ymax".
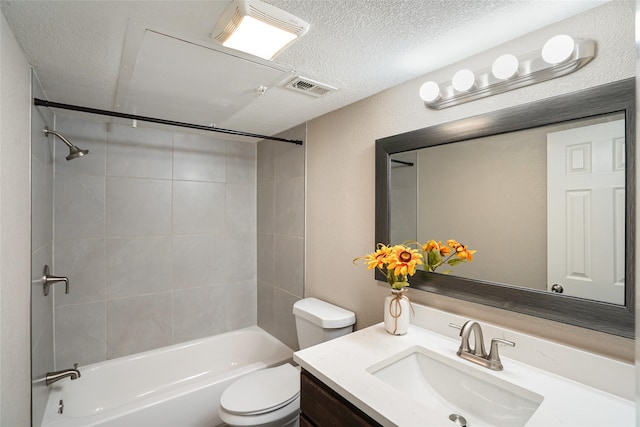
[{"xmin": 218, "ymin": 298, "xmax": 356, "ymax": 427}]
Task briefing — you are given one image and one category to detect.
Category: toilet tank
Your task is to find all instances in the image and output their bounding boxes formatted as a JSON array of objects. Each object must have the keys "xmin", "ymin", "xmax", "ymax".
[{"xmin": 293, "ymin": 298, "xmax": 356, "ymax": 349}]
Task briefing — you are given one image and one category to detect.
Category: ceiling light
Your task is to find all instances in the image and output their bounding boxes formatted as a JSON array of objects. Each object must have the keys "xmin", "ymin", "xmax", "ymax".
[
  {"xmin": 542, "ymin": 35, "xmax": 575, "ymax": 64},
  {"xmin": 419, "ymin": 36, "xmax": 595, "ymax": 109},
  {"xmin": 212, "ymin": 0, "xmax": 310, "ymax": 60},
  {"xmin": 452, "ymin": 69, "xmax": 475, "ymax": 92},
  {"xmin": 419, "ymin": 81, "xmax": 441, "ymax": 103},
  {"xmin": 491, "ymin": 54, "xmax": 519, "ymax": 80}
]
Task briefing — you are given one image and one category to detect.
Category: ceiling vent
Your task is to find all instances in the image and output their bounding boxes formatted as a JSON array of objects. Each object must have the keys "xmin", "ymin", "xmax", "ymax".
[{"xmin": 285, "ymin": 76, "xmax": 337, "ymax": 98}]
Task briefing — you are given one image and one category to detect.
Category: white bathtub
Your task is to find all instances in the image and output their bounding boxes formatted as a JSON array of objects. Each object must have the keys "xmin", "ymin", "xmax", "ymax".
[{"xmin": 41, "ymin": 326, "xmax": 294, "ymax": 427}]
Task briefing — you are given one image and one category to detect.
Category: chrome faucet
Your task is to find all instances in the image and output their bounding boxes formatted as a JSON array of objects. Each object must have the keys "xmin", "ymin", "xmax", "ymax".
[
  {"xmin": 449, "ymin": 320, "xmax": 515, "ymax": 371},
  {"xmin": 45, "ymin": 363, "xmax": 81, "ymax": 385}
]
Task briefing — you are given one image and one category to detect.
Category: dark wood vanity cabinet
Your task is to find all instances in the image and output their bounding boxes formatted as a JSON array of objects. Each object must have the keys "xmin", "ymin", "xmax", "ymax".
[{"xmin": 300, "ymin": 369, "xmax": 382, "ymax": 427}]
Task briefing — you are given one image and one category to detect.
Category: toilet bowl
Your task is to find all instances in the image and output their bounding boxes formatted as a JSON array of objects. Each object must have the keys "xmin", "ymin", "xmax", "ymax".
[
  {"xmin": 218, "ymin": 298, "xmax": 356, "ymax": 427},
  {"xmin": 218, "ymin": 364, "xmax": 300, "ymax": 427}
]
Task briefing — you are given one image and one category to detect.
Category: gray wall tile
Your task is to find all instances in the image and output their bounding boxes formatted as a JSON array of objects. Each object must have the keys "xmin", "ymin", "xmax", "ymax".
[
  {"xmin": 256, "ymin": 124, "xmax": 306, "ymax": 340},
  {"xmin": 106, "ymin": 177, "xmax": 172, "ymax": 237},
  {"xmin": 54, "ymin": 238, "xmax": 105, "ymax": 306},
  {"xmin": 257, "ymin": 182, "xmax": 275, "ymax": 233},
  {"xmin": 172, "ymin": 181, "xmax": 225, "ymax": 234},
  {"xmin": 273, "ymin": 289, "xmax": 301, "ymax": 351},
  {"xmin": 226, "ymin": 141, "xmax": 256, "ymax": 183},
  {"xmin": 107, "ymin": 237, "xmax": 172, "ymax": 298},
  {"xmin": 274, "ymin": 236, "xmax": 304, "ymax": 297},
  {"xmin": 106, "ymin": 124, "xmax": 172, "ymax": 179},
  {"xmin": 172, "ymin": 235, "xmax": 226, "ymax": 288},
  {"xmin": 257, "ymin": 232, "xmax": 275, "ymax": 286},
  {"xmin": 275, "ymin": 177, "xmax": 305, "ymax": 238},
  {"xmin": 173, "ymin": 133, "xmax": 226, "ymax": 182},
  {"xmin": 257, "ymin": 140, "xmax": 275, "ymax": 183},
  {"xmin": 275, "ymin": 137, "xmax": 305, "ymax": 181},
  {"xmin": 226, "ymin": 280, "xmax": 257, "ymax": 330},
  {"xmin": 226, "ymin": 184, "xmax": 256, "ymax": 233},
  {"xmin": 31, "ymin": 78, "xmax": 55, "ymax": 427},
  {"xmin": 55, "ymin": 301, "xmax": 106, "ymax": 368},
  {"xmin": 51, "ymin": 118, "xmax": 259, "ymax": 363},
  {"xmin": 257, "ymin": 281, "xmax": 274, "ymax": 335},
  {"xmin": 173, "ymin": 286, "xmax": 227, "ymax": 343},
  {"xmin": 225, "ymin": 232, "xmax": 256, "ymax": 282},
  {"xmin": 31, "ymin": 156, "xmax": 52, "ymax": 251},
  {"xmin": 54, "ymin": 171, "xmax": 105, "ymax": 240},
  {"xmin": 107, "ymin": 293, "xmax": 172, "ymax": 359}
]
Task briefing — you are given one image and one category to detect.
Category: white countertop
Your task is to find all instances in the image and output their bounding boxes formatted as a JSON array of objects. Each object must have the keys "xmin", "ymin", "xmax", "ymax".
[{"xmin": 293, "ymin": 304, "xmax": 634, "ymax": 427}]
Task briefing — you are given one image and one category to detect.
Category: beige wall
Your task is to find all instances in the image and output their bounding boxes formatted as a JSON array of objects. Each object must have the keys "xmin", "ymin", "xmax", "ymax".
[
  {"xmin": 0, "ymin": 11, "xmax": 33, "ymax": 426},
  {"xmin": 306, "ymin": 1, "xmax": 635, "ymax": 362}
]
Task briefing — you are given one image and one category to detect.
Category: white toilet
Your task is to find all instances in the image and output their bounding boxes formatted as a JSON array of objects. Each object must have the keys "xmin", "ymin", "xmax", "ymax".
[{"xmin": 218, "ymin": 298, "xmax": 356, "ymax": 427}]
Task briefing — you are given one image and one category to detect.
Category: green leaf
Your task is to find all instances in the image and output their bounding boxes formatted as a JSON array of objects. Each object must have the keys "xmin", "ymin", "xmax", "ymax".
[
  {"xmin": 428, "ymin": 249, "xmax": 442, "ymax": 267},
  {"xmin": 448, "ymin": 257, "xmax": 464, "ymax": 267}
]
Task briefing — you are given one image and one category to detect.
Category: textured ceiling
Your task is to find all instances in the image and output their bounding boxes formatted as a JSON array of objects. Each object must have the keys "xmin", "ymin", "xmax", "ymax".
[{"xmin": 1, "ymin": 0, "xmax": 606, "ymax": 138}]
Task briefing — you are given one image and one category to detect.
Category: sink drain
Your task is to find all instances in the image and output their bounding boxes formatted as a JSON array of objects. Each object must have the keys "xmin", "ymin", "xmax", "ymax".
[{"xmin": 449, "ymin": 413, "xmax": 467, "ymax": 426}]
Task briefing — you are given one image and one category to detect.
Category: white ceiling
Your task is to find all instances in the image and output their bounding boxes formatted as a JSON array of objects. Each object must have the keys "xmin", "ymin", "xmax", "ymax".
[{"xmin": 1, "ymin": 0, "xmax": 606, "ymax": 139}]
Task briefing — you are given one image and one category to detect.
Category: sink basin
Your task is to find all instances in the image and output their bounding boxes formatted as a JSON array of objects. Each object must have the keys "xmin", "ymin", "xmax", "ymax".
[{"xmin": 368, "ymin": 346, "xmax": 544, "ymax": 427}]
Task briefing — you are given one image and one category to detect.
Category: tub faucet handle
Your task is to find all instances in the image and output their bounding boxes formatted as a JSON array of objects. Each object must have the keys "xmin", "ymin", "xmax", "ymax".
[{"xmin": 42, "ymin": 265, "xmax": 69, "ymax": 296}]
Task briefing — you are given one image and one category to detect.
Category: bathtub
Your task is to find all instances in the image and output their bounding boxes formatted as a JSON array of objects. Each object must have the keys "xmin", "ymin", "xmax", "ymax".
[{"xmin": 41, "ymin": 326, "xmax": 294, "ymax": 427}]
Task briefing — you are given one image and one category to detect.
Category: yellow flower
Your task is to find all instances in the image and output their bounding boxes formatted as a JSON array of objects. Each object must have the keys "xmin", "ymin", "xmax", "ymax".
[
  {"xmin": 364, "ymin": 245, "xmax": 391, "ymax": 270},
  {"xmin": 387, "ymin": 245, "xmax": 423, "ymax": 277}
]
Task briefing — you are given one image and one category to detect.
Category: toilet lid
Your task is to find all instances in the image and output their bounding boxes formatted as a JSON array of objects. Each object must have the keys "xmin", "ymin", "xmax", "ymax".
[{"xmin": 220, "ymin": 364, "xmax": 300, "ymax": 416}]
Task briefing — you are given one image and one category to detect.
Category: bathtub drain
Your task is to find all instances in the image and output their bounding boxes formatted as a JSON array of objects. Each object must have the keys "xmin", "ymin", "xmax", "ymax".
[{"xmin": 58, "ymin": 399, "xmax": 64, "ymax": 414}]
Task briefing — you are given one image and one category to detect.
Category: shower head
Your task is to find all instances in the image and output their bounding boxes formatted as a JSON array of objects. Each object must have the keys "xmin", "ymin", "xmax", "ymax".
[{"xmin": 43, "ymin": 128, "xmax": 89, "ymax": 161}]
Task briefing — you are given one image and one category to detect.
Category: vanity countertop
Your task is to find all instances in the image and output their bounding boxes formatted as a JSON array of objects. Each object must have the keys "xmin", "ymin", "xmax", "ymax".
[{"xmin": 293, "ymin": 304, "xmax": 634, "ymax": 427}]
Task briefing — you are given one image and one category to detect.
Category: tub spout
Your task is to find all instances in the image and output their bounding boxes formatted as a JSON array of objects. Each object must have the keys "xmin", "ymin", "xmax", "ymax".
[{"xmin": 46, "ymin": 363, "xmax": 81, "ymax": 386}]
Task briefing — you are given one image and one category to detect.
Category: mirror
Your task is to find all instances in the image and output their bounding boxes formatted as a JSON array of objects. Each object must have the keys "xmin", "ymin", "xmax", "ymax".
[{"xmin": 376, "ymin": 78, "xmax": 635, "ymax": 338}]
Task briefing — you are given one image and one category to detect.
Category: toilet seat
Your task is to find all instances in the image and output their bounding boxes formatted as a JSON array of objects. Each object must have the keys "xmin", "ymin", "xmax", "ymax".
[{"xmin": 220, "ymin": 364, "xmax": 300, "ymax": 416}]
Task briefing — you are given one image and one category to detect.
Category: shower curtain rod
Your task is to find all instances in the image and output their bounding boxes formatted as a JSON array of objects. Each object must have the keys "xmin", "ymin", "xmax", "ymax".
[{"xmin": 33, "ymin": 98, "xmax": 303, "ymax": 145}]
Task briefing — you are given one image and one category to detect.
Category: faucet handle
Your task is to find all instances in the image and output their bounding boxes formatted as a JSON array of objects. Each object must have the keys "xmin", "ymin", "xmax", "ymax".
[
  {"xmin": 488, "ymin": 338, "xmax": 515, "ymax": 370},
  {"xmin": 448, "ymin": 323, "xmax": 462, "ymax": 331}
]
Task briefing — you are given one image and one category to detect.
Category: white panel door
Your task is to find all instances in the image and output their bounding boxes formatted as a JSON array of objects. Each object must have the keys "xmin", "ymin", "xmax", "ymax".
[{"xmin": 547, "ymin": 119, "xmax": 625, "ymax": 304}]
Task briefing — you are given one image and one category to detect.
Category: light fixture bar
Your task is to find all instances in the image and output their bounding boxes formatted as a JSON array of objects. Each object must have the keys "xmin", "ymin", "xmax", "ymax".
[{"xmin": 422, "ymin": 37, "xmax": 595, "ymax": 110}]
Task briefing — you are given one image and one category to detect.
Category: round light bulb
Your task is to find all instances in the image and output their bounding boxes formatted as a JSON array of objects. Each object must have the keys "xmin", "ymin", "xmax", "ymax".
[
  {"xmin": 451, "ymin": 69, "xmax": 475, "ymax": 92},
  {"xmin": 419, "ymin": 81, "xmax": 441, "ymax": 103},
  {"xmin": 542, "ymin": 35, "xmax": 575, "ymax": 64},
  {"xmin": 491, "ymin": 54, "xmax": 519, "ymax": 80}
]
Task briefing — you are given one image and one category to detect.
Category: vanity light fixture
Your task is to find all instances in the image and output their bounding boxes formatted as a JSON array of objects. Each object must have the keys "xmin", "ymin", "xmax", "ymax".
[
  {"xmin": 211, "ymin": 0, "xmax": 310, "ymax": 60},
  {"xmin": 419, "ymin": 35, "xmax": 595, "ymax": 109},
  {"xmin": 451, "ymin": 69, "xmax": 476, "ymax": 92},
  {"xmin": 491, "ymin": 54, "xmax": 519, "ymax": 80}
]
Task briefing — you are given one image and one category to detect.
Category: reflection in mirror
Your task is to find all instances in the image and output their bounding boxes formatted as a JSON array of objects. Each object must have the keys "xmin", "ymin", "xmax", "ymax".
[
  {"xmin": 390, "ymin": 113, "xmax": 626, "ymax": 305},
  {"xmin": 376, "ymin": 78, "xmax": 635, "ymax": 338}
]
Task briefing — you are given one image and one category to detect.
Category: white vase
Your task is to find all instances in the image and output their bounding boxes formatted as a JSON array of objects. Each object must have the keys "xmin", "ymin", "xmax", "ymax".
[{"xmin": 384, "ymin": 288, "xmax": 411, "ymax": 335}]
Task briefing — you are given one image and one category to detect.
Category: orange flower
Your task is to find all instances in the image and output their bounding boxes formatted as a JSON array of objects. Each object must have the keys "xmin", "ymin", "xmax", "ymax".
[
  {"xmin": 423, "ymin": 240, "xmax": 451, "ymax": 256},
  {"xmin": 447, "ymin": 239, "xmax": 461, "ymax": 250},
  {"xmin": 455, "ymin": 244, "xmax": 476, "ymax": 262}
]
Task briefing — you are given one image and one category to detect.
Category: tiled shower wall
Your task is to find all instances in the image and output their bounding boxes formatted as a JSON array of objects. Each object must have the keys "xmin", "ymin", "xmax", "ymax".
[
  {"xmin": 53, "ymin": 116, "xmax": 257, "ymax": 368},
  {"xmin": 256, "ymin": 124, "xmax": 305, "ymax": 350},
  {"xmin": 31, "ymin": 73, "xmax": 54, "ymax": 426}
]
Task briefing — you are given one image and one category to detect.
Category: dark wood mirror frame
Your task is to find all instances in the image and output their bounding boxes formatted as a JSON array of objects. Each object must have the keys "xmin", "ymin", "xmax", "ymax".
[{"xmin": 375, "ymin": 78, "xmax": 635, "ymax": 338}]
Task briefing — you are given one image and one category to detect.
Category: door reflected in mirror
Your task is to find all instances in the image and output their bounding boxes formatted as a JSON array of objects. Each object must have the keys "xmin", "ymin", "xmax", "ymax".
[{"xmin": 390, "ymin": 112, "xmax": 625, "ymax": 305}]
